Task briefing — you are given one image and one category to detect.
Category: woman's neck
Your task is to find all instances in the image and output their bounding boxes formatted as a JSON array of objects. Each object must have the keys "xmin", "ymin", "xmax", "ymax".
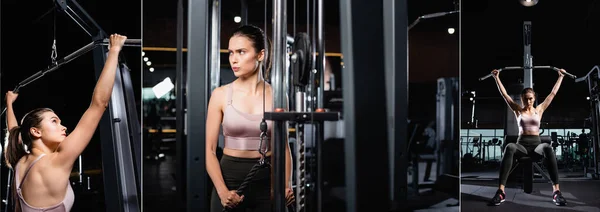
[
  {"xmin": 32, "ymin": 141, "xmax": 57, "ymax": 155},
  {"xmin": 524, "ymin": 105, "xmax": 535, "ymax": 111},
  {"xmin": 236, "ymin": 72, "xmax": 264, "ymax": 96}
]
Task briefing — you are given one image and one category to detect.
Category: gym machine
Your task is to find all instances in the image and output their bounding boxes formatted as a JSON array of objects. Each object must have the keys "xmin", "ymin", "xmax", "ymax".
[{"xmin": 575, "ymin": 65, "xmax": 600, "ymax": 179}]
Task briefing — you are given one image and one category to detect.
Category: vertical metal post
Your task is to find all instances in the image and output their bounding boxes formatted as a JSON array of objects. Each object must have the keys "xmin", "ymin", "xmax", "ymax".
[
  {"xmin": 340, "ymin": 0, "xmax": 391, "ymax": 211},
  {"xmin": 210, "ymin": 0, "xmax": 221, "ymax": 92},
  {"xmin": 120, "ymin": 63, "xmax": 142, "ymax": 203},
  {"xmin": 309, "ymin": 0, "xmax": 317, "ymax": 112},
  {"xmin": 175, "ymin": 0, "xmax": 185, "ymax": 207},
  {"xmin": 591, "ymin": 77, "xmax": 600, "ymax": 175},
  {"xmin": 175, "ymin": 0, "xmax": 186, "ymax": 209},
  {"xmin": 272, "ymin": 0, "xmax": 287, "ymax": 211},
  {"xmin": 316, "ymin": 0, "xmax": 325, "ymax": 210},
  {"xmin": 240, "ymin": 0, "xmax": 248, "ymax": 25},
  {"xmin": 523, "ymin": 21, "xmax": 533, "ymax": 89},
  {"xmin": 4, "ymin": 171, "xmax": 11, "ymax": 212},
  {"xmin": 109, "ymin": 60, "xmax": 140, "ymax": 212},
  {"xmin": 384, "ymin": 0, "xmax": 408, "ymax": 204},
  {"xmin": 316, "ymin": 0, "xmax": 324, "ymax": 110},
  {"xmin": 471, "ymin": 92, "xmax": 476, "ymax": 125},
  {"xmin": 186, "ymin": 0, "xmax": 210, "ymax": 211}
]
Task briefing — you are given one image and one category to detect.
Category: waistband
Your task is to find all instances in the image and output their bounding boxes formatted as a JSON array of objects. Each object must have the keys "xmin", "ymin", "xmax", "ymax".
[
  {"xmin": 224, "ymin": 136, "xmax": 270, "ymax": 152},
  {"xmin": 518, "ymin": 135, "xmax": 540, "ymax": 138},
  {"xmin": 221, "ymin": 154, "xmax": 272, "ymax": 163},
  {"xmin": 517, "ymin": 135, "xmax": 541, "ymax": 144}
]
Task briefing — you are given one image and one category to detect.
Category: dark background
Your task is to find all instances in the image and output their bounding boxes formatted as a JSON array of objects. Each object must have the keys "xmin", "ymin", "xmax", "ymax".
[
  {"xmin": 461, "ymin": 0, "xmax": 600, "ymax": 129},
  {"xmin": 1, "ymin": 0, "xmax": 141, "ymax": 210}
]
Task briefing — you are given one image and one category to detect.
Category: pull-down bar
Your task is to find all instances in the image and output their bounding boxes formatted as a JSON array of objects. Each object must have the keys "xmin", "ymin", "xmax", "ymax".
[
  {"xmin": 0, "ymin": 38, "xmax": 140, "ymax": 115},
  {"xmin": 7, "ymin": 39, "xmax": 140, "ymax": 94},
  {"xmin": 478, "ymin": 66, "xmax": 576, "ymax": 81}
]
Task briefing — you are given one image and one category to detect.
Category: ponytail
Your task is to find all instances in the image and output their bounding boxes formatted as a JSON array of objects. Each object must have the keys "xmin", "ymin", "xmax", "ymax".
[
  {"xmin": 5, "ymin": 126, "xmax": 26, "ymax": 169},
  {"xmin": 5, "ymin": 126, "xmax": 26, "ymax": 212},
  {"xmin": 263, "ymin": 37, "xmax": 272, "ymax": 82}
]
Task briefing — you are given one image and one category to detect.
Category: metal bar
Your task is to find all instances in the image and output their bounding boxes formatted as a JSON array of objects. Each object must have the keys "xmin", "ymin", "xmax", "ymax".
[
  {"xmin": 340, "ymin": 0, "xmax": 391, "ymax": 211},
  {"xmin": 210, "ymin": 0, "xmax": 221, "ymax": 92},
  {"xmin": 63, "ymin": 6, "xmax": 93, "ymax": 36},
  {"xmin": 317, "ymin": 0, "xmax": 324, "ymax": 110},
  {"xmin": 55, "ymin": 0, "xmax": 107, "ymax": 37},
  {"xmin": 175, "ymin": 0, "xmax": 186, "ymax": 210},
  {"xmin": 471, "ymin": 92, "xmax": 476, "ymax": 125},
  {"xmin": 384, "ymin": 0, "xmax": 408, "ymax": 205},
  {"xmin": 14, "ymin": 41, "xmax": 97, "ymax": 90},
  {"xmin": 186, "ymin": 0, "xmax": 210, "ymax": 211},
  {"xmin": 575, "ymin": 66, "xmax": 599, "ymax": 83},
  {"xmin": 383, "ymin": 0, "xmax": 395, "ymax": 201},
  {"xmin": 408, "ymin": 10, "xmax": 459, "ymax": 30},
  {"xmin": 108, "ymin": 57, "xmax": 140, "ymax": 212},
  {"xmin": 272, "ymin": 0, "xmax": 288, "ymax": 211},
  {"xmin": 1, "ymin": 38, "xmax": 138, "ymax": 115},
  {"xmin": 61, "ymin": 42, "xmax": 98, "ymax": 64},
  {"xmin": 479, "ymin": 66, "xmax": 576, "ymax": 81},
  {"xmin": 99, "ymin": 38, "xmax": 142, "ymax": 47},
  {"xmin": 240, "ymin": 0, "xmax": 248, "ymax": 25},
  {"xmin": 594, "ymin": 78, "xmax": 600, "ymax": 176},
  {"xmin": 523, "ymin": 21, "xmax": 533, "ymax": 89},
  {"xmin": 310, "ymin": 0, "xmax": 317, "ymax": 112},
  {"xmin": 3, "ymin": 171, "xmax": 11, "ymax": 212},
  {"xmin": 316, "ymin": 2, "xmax": 325, "ymax": 208},
  {"xmin": 121, "ymin": 63, "xmax": 142, "ymax": 202}
]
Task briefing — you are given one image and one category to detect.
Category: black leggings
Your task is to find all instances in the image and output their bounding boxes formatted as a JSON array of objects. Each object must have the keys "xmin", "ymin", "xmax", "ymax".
[
  {"xmin": 499, "ymin": 135, "xmax": 559, "ymax": 186},
  {"xmin": 211, "ymin": 155, "xmax": 272, "ymax": 212}
]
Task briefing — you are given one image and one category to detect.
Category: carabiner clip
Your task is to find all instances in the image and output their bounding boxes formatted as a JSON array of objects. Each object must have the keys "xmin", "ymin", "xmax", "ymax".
[
  {"xmin": 51, "ymin": 39, "xmax": 58, "ymax": 65},
  {"xmin": 258, "ymin": 132, "xmax": 268, "ymax": 165}
]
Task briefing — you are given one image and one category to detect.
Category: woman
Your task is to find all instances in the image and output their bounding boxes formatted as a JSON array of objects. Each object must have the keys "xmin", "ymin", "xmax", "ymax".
[
  {"xmin": 489, "ymin": 69, "xmax": 567, "ymax": 206},
  {"xmin": 206, "ymin": 25, "xmax": 294, "ymax": 211},
  {"xmin": 4, "ymin": 34, "xmax": 127, "ymax": 212}
]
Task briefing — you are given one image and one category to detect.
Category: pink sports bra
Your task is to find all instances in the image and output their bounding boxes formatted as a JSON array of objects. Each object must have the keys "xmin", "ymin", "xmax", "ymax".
[
  {"xmin": 221, "ymin": 83, "xmax": 272, "ymax": 152},
  {"xmin": 518, "ymin": 111, "xmax": 541, "ymax": 134},
  {"xmin": 16, "ymin": 154, "xmax": 74, "ymax": 212}
]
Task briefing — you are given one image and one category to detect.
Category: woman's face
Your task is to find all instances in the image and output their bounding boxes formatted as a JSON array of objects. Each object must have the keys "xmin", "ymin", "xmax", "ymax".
[
  {"xmin": 33, "ymin": 112, "xmax": 67, "ymax": 143},
  {"xmin": 522, "ymin": 92, "xmax": 535, "ymax": 107},
  {"xmin": 228, "ymin": 35, "xmax": 264, "ymax": 78}
]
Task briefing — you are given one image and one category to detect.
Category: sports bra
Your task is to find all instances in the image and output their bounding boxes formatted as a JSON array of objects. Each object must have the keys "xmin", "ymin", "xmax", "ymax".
[
  {"xmin": 16, "ymin": 154, "xmax": 75, "ymax": 212},
  {"xmin": 518, "ymin": 110, "xmax": 541, "ymax": 134},
  {"xmin": 221, "ymin": 83, "xmax": 272, "ymax": 152}
]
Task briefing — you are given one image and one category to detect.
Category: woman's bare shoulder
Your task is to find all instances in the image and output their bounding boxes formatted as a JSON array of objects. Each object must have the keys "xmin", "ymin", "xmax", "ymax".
[{"xmin": 211, "ymin": 84, "xmax": 229, "ymax": 96}]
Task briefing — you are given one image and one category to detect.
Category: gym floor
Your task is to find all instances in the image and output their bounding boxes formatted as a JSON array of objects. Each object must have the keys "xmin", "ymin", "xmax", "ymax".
[{"xmin": 461, "ymin": 168, "xmax": 600, "ymax": 211}]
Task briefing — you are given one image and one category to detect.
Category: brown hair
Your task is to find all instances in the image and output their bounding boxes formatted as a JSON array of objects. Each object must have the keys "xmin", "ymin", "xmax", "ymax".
[
  {"xmin": 231, "ymin": 25, "xmax": 272, "ymax": 80},
  {"xmin": 4, "ymin": 108, "xmax": 53, "ymax": 211}
]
